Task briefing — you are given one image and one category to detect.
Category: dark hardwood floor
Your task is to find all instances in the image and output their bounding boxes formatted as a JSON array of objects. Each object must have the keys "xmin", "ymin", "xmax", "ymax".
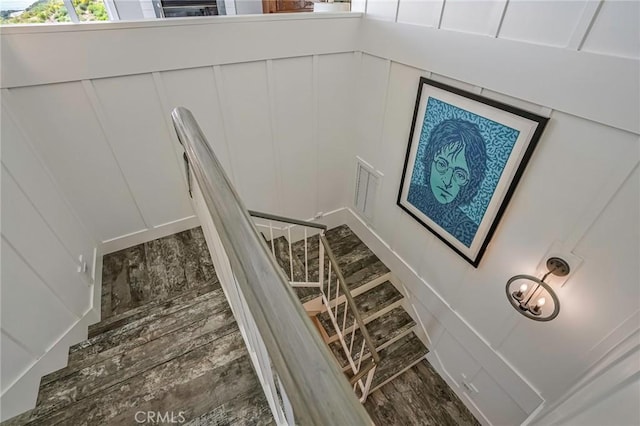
[
  {"xmin": 3, "ymin": 228, "xmax": 274, "ymax": 426},
  {"xmin": 365, "ymin": 360, "xmax": 480, "ymax": 426},
  {"xmin": 5, "ymin": 225, "xmax": 479, "ymax": 425}
]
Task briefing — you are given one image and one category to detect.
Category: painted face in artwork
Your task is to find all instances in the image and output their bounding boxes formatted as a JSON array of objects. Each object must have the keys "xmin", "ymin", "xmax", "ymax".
[{"xmin": 430, "ymin": 142, "xmax": 470, "ymax": 204}]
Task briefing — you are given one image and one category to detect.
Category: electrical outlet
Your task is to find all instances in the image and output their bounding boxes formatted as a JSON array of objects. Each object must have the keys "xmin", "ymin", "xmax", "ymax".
[
  {"xmin": 462, "ymin": 381, "xmax": 479, "ymax": 394},
  {"xmin": 77, "ymin": 254, "xmax": 88, "ymax": 274}
]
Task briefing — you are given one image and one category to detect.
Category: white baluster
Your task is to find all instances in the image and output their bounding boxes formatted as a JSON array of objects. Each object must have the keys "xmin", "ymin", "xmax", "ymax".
[
  {"xmin": 287, "ymin": 226, "xmax": 293, "ymax": 281},
  {"xmin": 269, "ymin": 221, "xmax": 275, "ymax": 257},
  {"xmin": 304, "ymin": 228, "xmax": 308, "ymax": 283}
]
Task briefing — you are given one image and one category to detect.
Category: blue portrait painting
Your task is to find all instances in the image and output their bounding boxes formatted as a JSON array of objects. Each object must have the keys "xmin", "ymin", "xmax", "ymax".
[{"xmin": 406, "ymin": 97, "xmax": 520, "ymax": 248}]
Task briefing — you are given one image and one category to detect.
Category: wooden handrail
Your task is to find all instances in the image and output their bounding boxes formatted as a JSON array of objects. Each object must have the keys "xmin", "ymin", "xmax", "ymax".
[{"xmin": 171, "ymin": 107, "xmax": 372, "ymax": 425}]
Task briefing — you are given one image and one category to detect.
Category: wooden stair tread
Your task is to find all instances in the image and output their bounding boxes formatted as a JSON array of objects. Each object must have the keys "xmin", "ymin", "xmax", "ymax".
[
  {"xmin": 317, "ymin": 281, "xmax": 403, "ymax": 338},
  {"xmin": 291, "ymin": 225, "xmax": 390, "ymax": 294},
  {"xmin": 266, "ymin": 236, "xmax": 321, "ymax": 304},
  {"xmin": 26, "ymin": 331, "xmax": 257, "ymax": 425},
  {"xmin": 42, "ymin": 287, "xmax": 228, "ymax": 387},
  {"xmin": 370, "ymin": 332, "xmax": 429, "ymax": 392},
  {"xmin": 329, "ymin": 307, "xmax": 415, "ymax": 369},
  {"xmin": 88, "ymin": 281, "xmax": 220, "ymax": 338},
  {"xmin": 34, "ymin": 306, "xmax": 238, "ymax": 420}
]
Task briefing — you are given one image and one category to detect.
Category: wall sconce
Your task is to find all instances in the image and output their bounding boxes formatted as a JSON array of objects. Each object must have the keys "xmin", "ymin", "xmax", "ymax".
[{"xmin": 505, "ymin": 257, "xmax": 569, "ymax": 322}]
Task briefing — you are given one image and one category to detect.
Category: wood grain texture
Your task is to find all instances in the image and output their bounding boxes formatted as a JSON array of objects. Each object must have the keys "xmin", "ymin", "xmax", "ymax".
[
  {"xmin": 369, "ymin": 332, "xmax": 429, "ymax": 392},
  {"xmin": 294, "ymin": 225, "xmax": 390, "ymax": 293},
  {"xmin": 101, "ymin": 227, "xmax": 217, "ymax": 318},
  {"xmin": 364, "ymin": 360, "xmax": 480, "ymax": 426},
  {"xmin": 2, "ymin": 229, "xmax": 273, "ymax": 426},
  {"xmin": 317, "ymin": 280, "xmax": 403, "ymax": 338},
  {"xmin": 330, "ymin": 307, "xmax": 415, "ymax": 369}
]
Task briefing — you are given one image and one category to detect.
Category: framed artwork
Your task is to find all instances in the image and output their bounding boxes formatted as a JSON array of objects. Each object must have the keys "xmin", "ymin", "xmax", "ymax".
[{"xmin": 397, "ymin": 77, "xmax": 548, "ymax": 267}]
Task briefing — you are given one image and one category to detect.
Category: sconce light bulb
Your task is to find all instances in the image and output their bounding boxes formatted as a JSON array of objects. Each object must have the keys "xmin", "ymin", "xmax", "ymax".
[
  {"xmin": 537, "ymin": 297, "xmax": 546, "ymax": 307},
  {"xmin": 519, "ymin": 283, "xmax": 528, "ymax": 293}
]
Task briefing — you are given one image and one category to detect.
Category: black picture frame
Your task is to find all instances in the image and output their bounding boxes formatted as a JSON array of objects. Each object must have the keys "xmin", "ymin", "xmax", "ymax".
[{"xmin": 397, "ymin": 77, "xmax": 548, "ymax": 267}]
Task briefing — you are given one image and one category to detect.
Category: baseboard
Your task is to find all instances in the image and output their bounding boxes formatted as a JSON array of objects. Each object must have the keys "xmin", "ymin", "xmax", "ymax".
[
  {"xmin": 101, "ymin": 216, "xmax": 200, "ymax": 254},
  {"xmin": 334, "ymin": 207, "xmax": 544, "ymax": 421},
  {"xmin": 426, "ymin": 351, "xmax": 492, "ymax": 426},
  {"xmin": 0, "ymin": 311, "xmax": 94, "ymax": 421}
]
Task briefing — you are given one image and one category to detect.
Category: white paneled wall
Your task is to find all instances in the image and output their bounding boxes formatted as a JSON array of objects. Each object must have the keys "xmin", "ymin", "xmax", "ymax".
[
  {"xmin": 90, "ymin": 75, "xmax": 193, "ymax": 229},
  {"xmin": 440, "ymin": 0, "xmax": 507, "ymax": 36},
  {"xmin": 351, "ymin": 2, "xmax": 640, "ymax": 424},
  {"xmin": 4, "ymin": 83, "xmax": 146, "ymax": 241},
  {"xmin": 0, "ymin": 13, "xmax": 360, "ymax": 421},
  {"xmin": 581, "ymin": 0, "xmax": 640, "ymax": 58},
  {"xmin": 1, "ymin": 90, "xmax": 114, "ymax": 407},
  {"xmin": 1, "ymin": 7, "xmax": 638, "ymax": 425},
  {"xmin": 364, "ymin": 0, "xmax": 640, "ymax": 60},
  {"xmin": 1, "ymin": 102, "xmax": 97, "ymax": 419}
]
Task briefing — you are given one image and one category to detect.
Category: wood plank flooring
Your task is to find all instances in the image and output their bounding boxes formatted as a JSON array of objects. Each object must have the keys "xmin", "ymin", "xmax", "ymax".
[
  {"xmin": 3, "ymin": 227, "xmax": 274, "ymax": 426},
  {"xmin": 365, "ymin": 360, "xmax": 480, "ymax": 426},
  {"xmin": 5, "ymin": 225, "xmax": 480, "ymax": 426}
]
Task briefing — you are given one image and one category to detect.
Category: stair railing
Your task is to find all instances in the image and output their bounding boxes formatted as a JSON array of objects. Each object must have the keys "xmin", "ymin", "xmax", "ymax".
[
  {"xmin": 320, "ymin": 235, "xmax": 380, "ymax": 401},
  {"xmin": 171, "ymin": 107, "xmax": 372, "ymax": 426},
  {"xmin": 247, "ymin": 212, "xmax": 380, "ymax": 402},
  {"xmin": 249, "ymin": 209, "xmax": 325, "ymax": 288}
]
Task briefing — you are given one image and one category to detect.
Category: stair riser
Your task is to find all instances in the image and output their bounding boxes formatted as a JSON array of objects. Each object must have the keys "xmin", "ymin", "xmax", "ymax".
[
  {"xmin": 317, "ymin": 272, "xmax": 392, "ymax": 314},
  {"xmin": 341, "ymin": 326, "xmax": 416, "ymax": 372},
  {"xmin": 35, "ymin": 309, "xmax": 238, "ymax": 418},
  {"xmin": 42, "ymin": 299, "xmax": 229, "ymax": 387},
  {"xmin": 33, "ymin": 331, "xmax": 248, "ymax": 426},
  {"xmin": 369, "ymin": 356, "xmax": 427, "ymax": 395},
  {"xmin": 88, "ymin": 282, "xmax": 220, "ymax": 338},
  {"xmin": 324, "ymin": 299, "xmax": 404, "ymax": 344}
]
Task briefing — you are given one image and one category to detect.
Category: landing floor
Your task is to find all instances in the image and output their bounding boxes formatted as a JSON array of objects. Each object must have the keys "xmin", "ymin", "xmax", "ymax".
[{"xmin": 365, "ymin": 360, "xmax": 480, "ymax": 426}]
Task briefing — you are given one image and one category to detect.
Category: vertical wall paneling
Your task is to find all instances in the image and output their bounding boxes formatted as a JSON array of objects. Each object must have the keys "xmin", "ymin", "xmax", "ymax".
[
  {"xmin": 396, "ymin": 0, "xmax": 444, "ymax": 28},
  {"xmin": 452, "ymin": 112, "xmax": 639, "ymax": 349},
  {"xmin": 365, "ymin": 0, "xmax": 399, "ymax": 21},
  {"xmin": 559, "ymin": 373, "xmax": 640, "ymax": 426},
  {"xmin": 312, "ymin": 55, "xmax": 320, "ymax": 216},
  {"xmin": 353, "ymin": 55, "xmax": 390, "ymax": 173},
  {"xmin": 567, "ymin": 0, "xmax": 604, "ymax": 50},
  {"xmin": 213, "ymin": 65, "xmax": 240, "ymax": 185},
  {"xmin": 498, "ymin": 165, "xmax": 640, "ymax": 402},
  {"xmin": 4, "ymin": 84, "xmax": 145, "ymax": 241},
  {"xmin": 90, "ymin": 74, "xmax": 193, "ymax": 229},
  {"xmin": 316, "ymin": 53, "xmax": 357, "ymax": 213},
  {"xmin": 151, "ymin": 71, "xmax": 189, "ymax": 189},
  {"xmin": 217, "ymin": 61, "xmax": 280, "ymax": 213},
  {"xmin": 265, "ymin": 60, "xmax": 286, "ymax": 216},
  {"xmin": 156, "ymin": 67, "xmax": 235, "ymax": 186},
  {"xmin": 501, "ymin": 168, "xmax": 640, "ymax": 402},
  {"xmin": 360, "ymin": 20, "xmax": 640, "ymax": 135},
  {"xmin": 498, "ymin": 0, "xmax": 587, "ymax": 47},
  {"xmin": 353, "ymin": 9, "xmax": 639, "ymax": 421},
  {"xmin": 470, "ymin": 370, "xmax": 529, "ymax": 426},
  {"xmin": 440, "ymin": 0, "xmax": 509, "ymax": 36},
  {"xmin": 1, "ymin": 240, "xmax": 76, "ymax": 356},
  {"xmin": 2, "ymin": 167, "xmax": 89, "ymax": 317},
  {"xmin": 0, "ymin": 331, "xmax": 35, "ymax": 393},
  {"xmin": 434, "ymin": 331, "xmax": 482, "ymax": 389},
  {"xmin": 580, "ymin": 0, "xmax": 640, "ymax": 59},
  {"xmin": 270, "ymin": 57, "xmax": 317, "ymax": 220},
  {"xmin": 351, "ymin": 0, "xmax": 367, "ymax": 13},
  {"xmin": 0, "ymin": 101, "xmax": 96, "ymax": 264}
]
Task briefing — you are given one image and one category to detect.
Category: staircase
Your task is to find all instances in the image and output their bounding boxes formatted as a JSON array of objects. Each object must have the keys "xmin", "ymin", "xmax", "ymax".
[
  {"xmin": 3, "ymin": 223, "xmax": 428, "ymax": 425},
  {"xmin": 265, "ymin": 223, "xmax": 429, "ymax": 397},
  {"xmin": 3, "ymin": 230, "xmax": 274, "ymax": 426}
]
